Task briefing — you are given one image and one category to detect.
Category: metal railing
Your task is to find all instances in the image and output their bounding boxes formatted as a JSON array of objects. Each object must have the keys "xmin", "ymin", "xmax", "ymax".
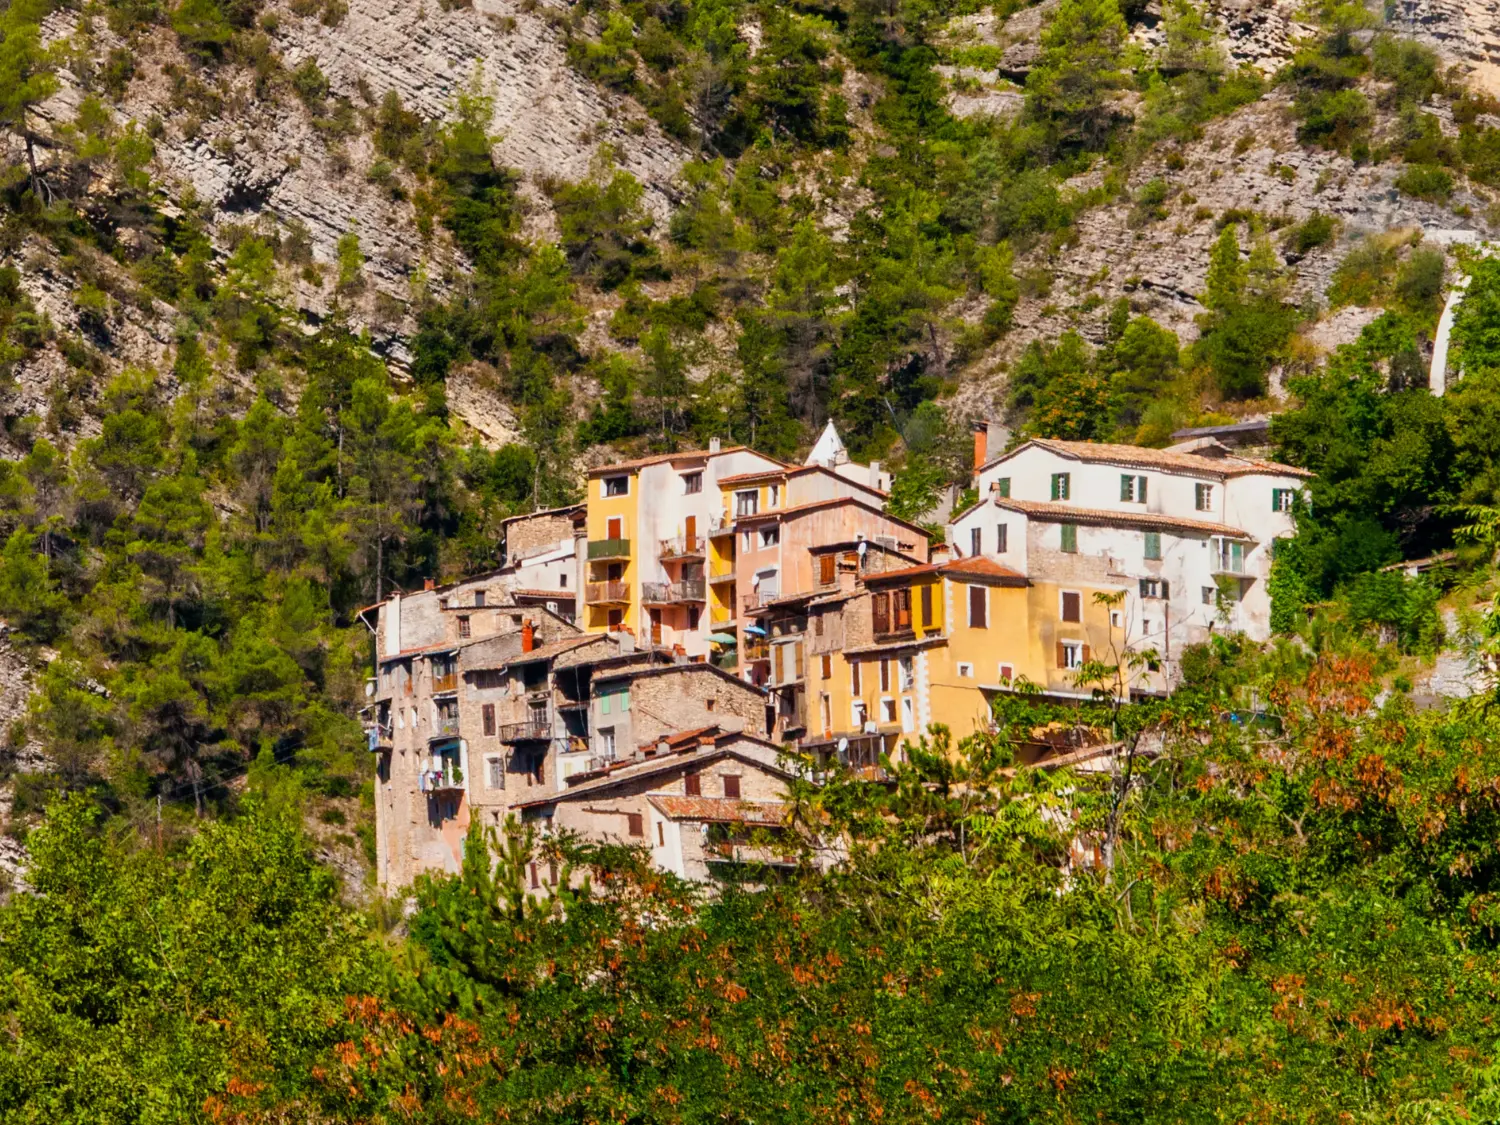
[
  {"xmin": 432, "ymin": 713, "xmax": 460, "ymax": 737},
  {"xmin": 643, "ymin": 579, "xmax": 706, "ymax": 604},
  {"xmin": 587, "ymin": 538, "xmax": 631, "ymax": 560},
  {"xmin": 743, "ymin": 639, "xmax": 770, "ymax": 662},
  {"xmin": 586, "ymin": 581, "xmax": 631, "ymax": 604},
  {"xmin": 500, "ymin": 718, "xmax": 552, "ymax": 742},
  {"xmin": 659, "ymin": 535, "xmax": 704, "ymax": 559},
  {"xmin": 742, "ymin": 589, "xmax": 782, "ymax": 613}
]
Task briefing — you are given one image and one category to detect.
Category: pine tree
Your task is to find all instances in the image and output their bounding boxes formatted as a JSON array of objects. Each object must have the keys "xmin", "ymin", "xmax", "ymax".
[{"xmin": 0, "ymin": 0, "xmax": 58, "ymax": 200}]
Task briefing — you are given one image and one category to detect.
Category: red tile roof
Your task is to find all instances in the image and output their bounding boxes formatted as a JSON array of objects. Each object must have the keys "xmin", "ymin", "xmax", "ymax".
[
  {"xmin": 941, "ymin": 556, "xmax": 1029, "ymax": 583},
  {"xmin": 984, "ymin": 438, "xmax": 1312, "ymax": 479},
  {"xmin": 993, "ymin": 497, "xmax": 1254, "ymax": 539},
  {"xmin": 648, "ymin": 796, "xmax": 788, "ymax": 826},
  {"xmin": 587, "ymin": 447, "xmax": 795, "ymax": 475},
  {"xmin": 718, "ymin": 468, "xmax": 787, "ymax": 486}
]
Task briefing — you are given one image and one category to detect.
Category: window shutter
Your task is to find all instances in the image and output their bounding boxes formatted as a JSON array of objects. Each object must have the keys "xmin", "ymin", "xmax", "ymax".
[
  {"xmin": 1138, "ymin": 476, "xmax": 1148, "ymax": 502},
  {"xmin": 685, "ymin": 772, "xmax": 701, "ymax": 796},
  {"xmin": 794, "ymin": 641, "xmax": 805, "ymax": 679},
  {"xmin": 997, "ymin": 477, "xmax": 1011, "ymax": 498},
  {"xmin": 821, "ymin": 654, "xmax": 832, "ymax": 679},
  {"xmin": 723, "ymin": 775, "xmax": 741, "ymax": 799},
  {"xmin": 969, "ymin": 585, "xmax": 987, "ymax": 628},
  {"xmin": 880, "ymin": 660, "xmax": 890, "ymax": 692},
  {"xmin": 1062, "ymin": 591, "xmax": 1081, "ymax": 622},
  {"xmin": 872, "ymin": 593, "xmax": 890, "ymax": 634},
  {"xmin": 820, "ymin": 554, "xmax": 836, "ymax": 584},
  {"xmin": 997, "ymin": 524, "xmax": 1008, "ymax": 553},
  {"xmin": 971, "ymin": 527, "xmax": 982, "ymax": 556},
  {"xmin": 627, "ymin": 813, "xmax": 643, "ymax": 837},
  {"xmin": 921, "ymin": 584, "xmax": 933, "ymax": 627},
  {"xmin": 1061, "ymin": 524, "xmax": 1077, "ymax": 553},
  {"xmin": 1083, "ymin": 645, "xmax": 1091, "ymax": 663},
  {"xmin": 1056, "ymin": 642, "xmax": 1066, "ymax": 668},
  {"xmin": 1161, "ymin": 580, "xmax": 1170, "ymax": 599},
  {"xmin": 1138, "ymin": 578, "xmax": 1151, "ymax": 599},
  {"xmin": 482, "ymin": 703, "xmax": 495, "ymax": 736},
  {"xmin": 1120, "ymin": 474, "xmax": 1132, "ymax": 501}
]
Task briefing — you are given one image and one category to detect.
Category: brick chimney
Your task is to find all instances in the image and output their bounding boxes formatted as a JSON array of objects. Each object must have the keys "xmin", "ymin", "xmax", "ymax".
[
  {"xmin": 423, "ymin": 578, "xmax": 436, "ymax": 591},
  {"xmin": 521, "ymin": 618, "xmax": 535, "ymax": 652},
  {"xmin": 973, "ymin": 422, "xmax": 989, "ymax": 472}
]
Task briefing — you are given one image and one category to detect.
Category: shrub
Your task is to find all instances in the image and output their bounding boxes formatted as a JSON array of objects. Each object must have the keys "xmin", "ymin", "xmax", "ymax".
[
  {"xmin": 1284, "ymin": 212, "xmax": 1336, "ymax": 257},
  {"xmin": 1394, "ymin": 163, "xmax": 1454, "ymax": 201}
]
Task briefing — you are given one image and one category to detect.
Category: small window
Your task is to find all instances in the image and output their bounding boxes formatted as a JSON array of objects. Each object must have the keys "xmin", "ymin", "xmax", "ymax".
[
  {"xmin": 735, "ymin": 490, "xmax": 758, "ymax": 517},
  {"xmin": 769, "ymin": 484, "xmax": 780, "ymax": 508},
  {"xmin": 1110, "ymin": 610, "xmax": 1123, "ymax": 628},
  {"xmin": 722, "ymin": 774, "xmax": 741, "ymax": 799},
  {"xmin": 880, "ymin": 698, "xmax": 897, "ymax": 723},
  {"xmin": 482, "ymin": 703, "xmax": 495, "ymax": 736},
  {"xmin": 685, "ymin": 772, "xmax": 701, "ymax": 796},
  {"xmin": 1060, "ymin": 524, "xmax": 1077, "ymax": 553},
  {"xmin": 1273, "ymin": 488, "xmax": 1296, "ymax": 512},
  {"xmin": 458, "ymin": 615, "xmax": 471, "ymax": 638},
  {"xmin": 851, "ymin": 662, "xmax": 862, "ymax": 694},
  {"xmin": 968, "ymin": 585, "xmax": 988, "ymax": 629},
  {"xmin": 957, "ymin": 662, "xmax": 974, "ymax": 678},
  {"xmin": 996, "ymin": 477, "xmax": 1011, "ymax": 498},
  {"xmin": 529, "ymin": 862, "xmax": 540, "ymax": 889},
  {"xmin": 996, "ymin": 524, "xmax": 1008, "ymax": 553},
  {"xmin": 604, "ymin": 475, "xmax": 629, "ymax": 497},
  {"xmin": 474, "ymin": 590, "xmax": 486, "ymax": 607},
  {"xmin": 741, "ymin": 529, "xmax": 754, "ymax": 553},
  {"xmin": 899, "ymin": 656, "xmax": 914, "ymax": 691},
  {"xmin": 486, "ymin": 755, "xmax": 504, "ymax": 789},
  {"xmin": 815, "ymin": 613, "xmax": 825, "ymax": 636},
  {"xmin": 1120, "ymin": 474, "xmax": 1148, "ymax": 503},
  {"xmin": 627, "ymin": 812, "xmax": 644, "ymax": 837},
  {"xmin": 1139, "ymin": 577, "xmax": 1161, "ymax": 599},
  {"xmin": 705, "ymin": 697, "xmax": 715, "ymax": 712},
  {"xmin": 970, "ymin": 527, "xmax": 982, "ymax": 557},
  {"xmin": 1144, "ymin": 531, "xmax": 1162, "ymax": 560},
  {"xmin": 998, "ymin": 663, "xmax": 1013, "ymax": 683},
  {"xmin": 921, "ymin": 584, "xmax": 934, "ymax": 628},
  {"xmin": 1051, "ymin": 473, "xmax": 1070, "ymax": 501},
  {"xmin": 760, "ymin": 525, "xmax": 780, "ymax": 548},
  {"xmin": 1195, "ymin": 483, "xmax": 1213, "ymax": 511},
  {"xmin": 1203, "ymin": 585, "xmax": 1216, "ymax": 606},
  {"xmin": 1060, "ymin": 641, "xmax": 1084, "ymax": 670},
  {"xmin": 600, "ymin": 727, "xmax": 616, "ymax": 757},
  {"xmin": 879, "ymin": 659, "xmax": 891, "ymax": 693},
  {"xmin": 657, "ymin": 821, "xmax": 665, "ymax": 845},
  {"xmin": 559, "ymin": 573, "xmax": 569, "ymax": 588},
  {"xmin": 683, "ymin": 471, "xmax": 703, "ymax": 494},
  {"xmin": 821, "ymin": 654, "xmax": 832, "ymax": 680},
  {"xmin": 1061, "ymin": 591, "xmax": 1082, "ymax": 622}
]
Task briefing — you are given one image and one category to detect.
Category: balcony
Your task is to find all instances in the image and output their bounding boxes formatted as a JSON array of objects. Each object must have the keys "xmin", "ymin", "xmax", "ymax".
[
  {"xmin": 500, "ymin": 719, "xmax": 552, "ymax": 742},
  {"xmin": 432, "ymin": 672, "xmax": 458, "ymax": 694},
  {"xmin": 419, "ymin": 763, "xmax": 464, "ymax": 792},
  {"xmin": 365, "ymin": 724, "xmax": 393, "ymax": 752},
  {"xmin": 659, "ymin": 535, "xmax": 705, "ymax": 561},
  {"xmin": 801, "ymin": 732, "xmax": 891, "ymax": 778},
  {"xmin": 430, "ymin": 713, "xmax": 460, "ymax": 739},
  {"xmin": 709, "ymin": 569, "xmax": 736, "ymax": 584},
  {"xmin": 587, "ymin": 538, "xmax": 631, "ymax": 561},
  {"xmin": 708, "ymin": 513, "xmax": 735, "ymax": 537},
  {"xmin": 743, "ymin": 638, "xmax": 770, "ymax": 662},
  {"xmin": 741, "ymin": 589, "xmax": 783, "ymax": 613},
  {"xmin": 586, "ymin": 580, "xmax": 631, "ymax": 604},
  {"xmin": 641, "ymin": 580, "xmax": 703, "ymax": 605}
]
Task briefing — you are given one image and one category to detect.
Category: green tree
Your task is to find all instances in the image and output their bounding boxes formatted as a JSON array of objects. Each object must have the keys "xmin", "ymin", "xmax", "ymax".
[
  {"xmin": 1025, "ymin": 0, "xmax": 1128, "ymax": 151},
  {"xmin": 0, "ymin": 0, "xmax": 59, "ymax": 199}
]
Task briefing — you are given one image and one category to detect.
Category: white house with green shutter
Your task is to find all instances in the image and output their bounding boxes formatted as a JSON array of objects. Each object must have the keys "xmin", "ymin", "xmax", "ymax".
[{"xmin": 948, "ymin": 437, "xmax": 1312, "ymax": 687}]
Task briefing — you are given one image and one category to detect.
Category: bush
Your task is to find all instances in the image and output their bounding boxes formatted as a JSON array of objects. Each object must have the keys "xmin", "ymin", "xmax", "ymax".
[
  {"xmin": 1284, "ymin": 212, "xmax": 1336, "ymax": 257},
  {"xmin": 1295, "ymin": 87, "xmax": 1372, "ymax": 151},
  {"xmin": 1394, "ymin": 163, "xmax": 1454, "ymax": 201}
]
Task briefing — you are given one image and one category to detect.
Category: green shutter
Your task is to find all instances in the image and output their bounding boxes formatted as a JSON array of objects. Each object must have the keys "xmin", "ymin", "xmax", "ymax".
[
  {"xmin": 601, "ymin": 691, "xmax": 611, "ymax": 715},
  {"xmin": 997, "ymin": 477, "xmax": 1011, "ymax": 498},
  {"xmin": 1144, "ymin": 531, "xmax": 1161, "ymax": 560},
  {"xmin": 1120, "ymin": 474, "xmax": 1132, "ymax": 501},
  {"xmin": 1138, "ymin": 476, "xmax": 1147, "ymax": 502},
  {"xmin": 1061, "ymin": 524, "xmax": 1077, "ymax": 553},
  {"xmin": 619, "ymin": 688, "xmax": 630, "ymax": 712},
  {"xmin": 1051, "ymin": 473, "xmax": 1070, "ymax": 501}
]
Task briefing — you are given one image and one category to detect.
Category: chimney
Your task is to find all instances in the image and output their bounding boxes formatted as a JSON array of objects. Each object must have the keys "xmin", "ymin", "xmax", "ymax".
[
  {"xmin": 521, "ymin": 618, "xmax": 535, "ymax": 652},
  {"xmin": 709, "ymin": 436, "xmax": 721, "ymax": 453},
  {"xmin": 973, "ymin": 423, "xmax": 989, "ymax": 472},
  {"xmin": 423, "ymin": 578, "xmax": 436, "ymax": 592},
  {"xmin": 930, "ymin": 542, "xmax": 952, "ymax": 564}
]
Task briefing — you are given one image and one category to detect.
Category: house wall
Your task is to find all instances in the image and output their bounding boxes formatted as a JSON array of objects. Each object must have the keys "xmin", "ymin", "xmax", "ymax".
[
  {"xmin": 506, "ymin": 510, "xmax": 578, "ymax": 562},
  {"xmin": 584, "ymin": 468, "xmax": 641, "ymax": 635}
]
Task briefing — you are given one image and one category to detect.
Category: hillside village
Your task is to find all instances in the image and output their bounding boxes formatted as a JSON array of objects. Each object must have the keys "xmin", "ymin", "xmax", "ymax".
[{"xmin": 364, "ymin": 419, "xmax": 1310, "ymax": 887}]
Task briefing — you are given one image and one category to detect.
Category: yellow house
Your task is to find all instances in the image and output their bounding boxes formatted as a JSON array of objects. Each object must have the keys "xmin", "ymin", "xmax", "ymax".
[{"xmin": 583, "ymin": 463, "xmax": 642, "ymax": 636}]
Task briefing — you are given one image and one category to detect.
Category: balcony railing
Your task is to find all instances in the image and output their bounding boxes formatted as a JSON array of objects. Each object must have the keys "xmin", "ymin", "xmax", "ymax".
[
  {"xmin": 742, "ymin": 589, "xmax": 782, "ymax": 613},
  {"xmin": 500, "ymin": 719, "xmax": 552, "ymax": 742},
  {"xmin": 642, "ymin": 579, "xmax": 707, "ymax": 604},
  {"xmin": 365, "ymin": 724, "xmax": 393, "ymax": 752},
  {"xmin": 659, "ymin": 535, "xmax": 705, "ymax": 560},
  {"xmin": 419, "ymin": 764, "xmax": 464, "ymax": 792},
  {"xmin": 709, "ymin": 569, "xmax": 736, "ymax": 584},
  {"xmin": 587, "ymin": 580, "xmax": 631, "ymax": 604},
  {"xmin": 743, "ymin": 639, "xmax": 770, "ymax": 662},
  {"xmin": 431, "ymin": 713, "xmax": 459, "ymax": 738},
  {"xmin": 587, "ymin": 538, "xmax": 631, "ymax": 560},
  {"xmin": 431, "ymin": 672, "xmax": 458, "ymax": 693},
  {"xmin": 708, "ymin": 515, "xmax": 735, "ymax": 537},
  {"xmin": 801, "ymin": 733, "xmax": 891, "ymax": 777}
]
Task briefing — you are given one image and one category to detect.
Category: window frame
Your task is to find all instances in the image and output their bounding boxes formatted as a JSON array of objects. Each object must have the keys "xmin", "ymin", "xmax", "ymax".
[
  {"xmin": 1050, "ymin": 472, "xmax": 1071, "ymax": 501},
  {"xmin": 996, "ymin": 524, "xmax": 1008, "ymax": 553},
  {"xmin": 603, "ymin": 475, "xmax": 629, "ymax": 498},
  {"xmin": 996, "ymin": 477, "xmax": 1011, "ymax": 498},
  {"xmin": 1060, "ymin": 524, "xmax": 1078, "ymax": 553},
  {"xmin": 1195, "ymin": 482, "xmax": 1213, "ymax": 512},
  {"xmin": 1060, "ymin": 590, "xmax": 1082, "ymax": 623},
  {"xmin": 682, "ymin": 471, "xmax": 703, "ymax": 495},
  {"xmin": 968, "ymin": 584, "xmax": 988, "ymax": 629}
]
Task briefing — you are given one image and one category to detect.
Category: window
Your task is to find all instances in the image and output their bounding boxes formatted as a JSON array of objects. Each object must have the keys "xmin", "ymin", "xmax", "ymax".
[
  {"xmin": 1195, "ymin": 483, "xmax": 1213, "ymax": 511},
  {"xmin": 657, "ymin": 821, "xmax": 665, "ymax": 846},
  {"xmin": 760, "ymin": 525, "xmax": 780, "ymax": 548},
  {"xmin": 689, "ymin": 606, "xmax": 701, "ymax": 630},
  {"xmin": 996, "ymin": 524, "xmax": 1008, "ymax": 553},
  {"xmin": 1061, "ymin": 591, "xmax": 1082, "ymax": 622},
  {"xmin": 458, "ymin": 615, "xmax": 471, "ymax": 638},
  {"xmin": 1139, "ymin": 577, "xmax": 1168, "ymax": 599},
  {"xmin": 893, "ymin": 588, "xmax": 912, "ymax": 630},
  {"xmin": 1120, "ymin": 474, "xmax": 1148, "ymax": 503},
  {"xmin": 1060, "ymin": 524, "xmax": 1077, "ymax": 553},
  {"xmin": 880, "ymin": 698, "xmax": 897, "ymax": 723},
  {"xmin": 1110, "ymin": 610, "xmax": 1122, "ymax": 628},
  {"xmin": 741, "ymin": 530, "xmax": 754, "ymax": 553},
  {"xmin": 819, "ymin": 554, "xmax": 836, "ymax": 585},
  {"xmin": 1051, "ymin": 473, "xmax": 1071, "ymax": 501},
  {"xmin": 604, "ymin": 475, "xmax": 629, "ymax": 497},
  {"xmin": 705, "ymin": 697, "xmax": 715, "ymax": 712},
  {"xmin": 683, "ymin": 471, "xmax": 703, "ymax": 494},
  {"xmin": 685, "ymin": 772, "xmax": 701, "ymax": 796},
  {"xmin": 769, "ymin": 484, "xmax": 780, "ymax": 508},
  {"xmin": 880, "ymin": 659, "xmax": 891, "ymax": 692},
  {"xmin": 853, "ymin": 700, "xmax": 868, "ymax": 728},
  {"xmin": 1215, "ymin": 537, "xmax": 1246, "ymax": 574},
  {"xmin": 872, "ymin": 592, "xmax": 890, "ymax": 635},
  {"xmin": 474, "ymin": 590, "xmax": 486, "ymax": 607},
  {"xmin": 735, "ymin": 490, "xmax": 758, "ymax": 517},
  {"xmin": 600, "ymin": 727, "xmax": 616, "ymax": 758},
  {"xmin": 559, "ymin": 573, "xmax": 569, "ymax": 588},
  {"xmin": 1203, "ymin": 586, "xmax": 1216, "ymax": 606},
  {"xmin": 1273, "ymin": 488, "xmax": 1296, "ymax": 512},
  {"xmin": 968, "ymin": 585, "xmax": 988, "ymax": 628},
  {"xmin": 821, "ymin": 654, "xmax": 832, "ymax": 680},
  {"xmin": 529, "ymin": 862, "xmax": 540, "ymax": 889},
  {"xmin": 899, "ymin": 656, "xmax": 914, "ymax": 691},
  {"xmin": 998, "ymin": 663, "xmax": 1013, "ymax": 683},
  {"xmin": 1059, "ymin": 641, "xmax": 1084, "ymax": 670},
  {"xmin": 723, "ymin": 774, "xmax": 741, "ymax": 799},
  {"xmin": 815, "ymin": 613, "xmax": 825, "ymax": 636},
  {"xmin": 970, "ymin": 527, "xmax": 982, "ymax": 557},
  {"xmin": 482, "ymin": 703, "xmax": 495, "ymax": 736},
  {"xmin": 851, "ymin": 662, "xmax": 862, "ymax": 695},
  {"xmin": 1144, "ymin": 531, "xmax": 1162, "ymax": 560},
  {"xmin": 901, "ymin": 696, "xmax": 915, "ymax": 733},
  {"xmin": 996, "ymin": 477, "xmax": 1011, "ymax": 498},
  {"xmin": 473, "ymin": 669, "xmax": 503, "ymax": 689},
  {"xmin": 486, "ymin": 755, "xmax": 504, "ymax": 789},
  {"xmin": 921, "ymin": 584, "xmax": 934, "ymax": 627},
  {"xmin": 627, "ymin": 812, "xmax": 644, "ymax": 838},
  {"xmin": 957, "ymin": 662, "xmax": 974, "ymax": 678}
]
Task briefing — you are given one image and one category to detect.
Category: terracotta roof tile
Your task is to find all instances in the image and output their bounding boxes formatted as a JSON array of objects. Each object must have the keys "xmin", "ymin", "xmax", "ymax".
[
  {"xmin": 648, "ymin": 796, "xmax": 788, "ymax": 826},
  {"xmin": 718, "ymin": 469, "xmax": 788, "ymax": 486},
  {"xmin": 984, "ymin": 438, "xmax": 1312, "ymax": 479},
  {"xmin": 941, "ymin": 556, "xmax": 1030, "ymax": 582},
  {"xmin": 993, "ymin": 497, "xmax": 1255, "ymax": 539}
]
